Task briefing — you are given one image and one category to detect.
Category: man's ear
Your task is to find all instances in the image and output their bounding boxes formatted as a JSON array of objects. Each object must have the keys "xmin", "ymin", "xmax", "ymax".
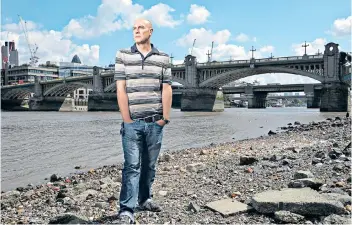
[{"xmin": 150, "ymin": 28, "xmax": 153, "ymax": 34}]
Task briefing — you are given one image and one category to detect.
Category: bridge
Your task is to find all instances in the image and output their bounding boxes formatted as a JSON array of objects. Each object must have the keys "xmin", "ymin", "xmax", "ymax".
[
  {"xmin": 1, "ymin": 42, "xmax": 351, "ymax": 112},
  {"xmin": 231, "ymin": 95, "xmax": 307, "ymax": 100},
  {"xmin": 222, "ymin": 83, "xmax": 322, "ymax": 108}
]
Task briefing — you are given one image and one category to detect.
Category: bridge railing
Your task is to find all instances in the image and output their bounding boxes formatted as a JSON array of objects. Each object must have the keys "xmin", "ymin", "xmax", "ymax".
[
  {"xmin": 172, "ymin": 64, "xmax": 185, "ymax": 68},
  {"xmin": 43, "ymin": 74, "xmax": 93, "ymax": 83},
  {"xmin": 101, "ymin": 71, "xmax": 114, "ymax": 76},
  {"xmin": 171, "ymin": 54, "xmax": 324, "ymax": 67},
  {"xmin": 308, "ymin": 55, "xmax": 324, "ymax": 59}
]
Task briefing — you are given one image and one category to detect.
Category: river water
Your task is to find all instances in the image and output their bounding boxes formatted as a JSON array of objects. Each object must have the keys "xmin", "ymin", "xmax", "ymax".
[{"xmin": 1, "ymin": 107, "xmax": 345, "ymax": 191}]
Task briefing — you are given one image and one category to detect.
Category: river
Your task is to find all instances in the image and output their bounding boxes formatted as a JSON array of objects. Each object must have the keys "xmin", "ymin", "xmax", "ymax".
[{"xmin": 1, "ymin": 107, "xmax": 345, "ymax": 191}]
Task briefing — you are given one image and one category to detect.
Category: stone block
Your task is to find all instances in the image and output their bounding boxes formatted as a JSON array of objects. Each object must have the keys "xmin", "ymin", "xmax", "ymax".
[
  {"xmin": 251, "ymin": 188, "xmax": 345, "ymax": 216},
  {"xmin": 206, "ymin": 198, "xmax": 252, "ymax": 217}
]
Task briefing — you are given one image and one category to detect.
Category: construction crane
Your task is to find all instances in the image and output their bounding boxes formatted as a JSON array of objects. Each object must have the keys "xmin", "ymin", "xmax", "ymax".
[
  {"xmin": 18, "ymin": 15, "xmax": 39, "ymax": 67},
  {"xmin": 207, "ymin": 41, "xmax": 214, "ymax": 63},
  {"xmin": 190, "ymin": 39, "xmax": 196, "ymax": 56}
]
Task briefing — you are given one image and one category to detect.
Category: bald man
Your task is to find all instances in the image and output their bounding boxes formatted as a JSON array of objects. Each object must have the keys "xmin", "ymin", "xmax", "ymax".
[{"xmin": 114, "ymin": 18, "xmax": 173, "ymax": 223}]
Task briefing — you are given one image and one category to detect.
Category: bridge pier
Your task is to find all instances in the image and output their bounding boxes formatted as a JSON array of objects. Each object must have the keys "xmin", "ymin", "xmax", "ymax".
[
  {"xmin": 172, "ymin": 93, "xmax": 182, "ymax": 108},
  {"xmin": 306, "ymin": 89, "xmax": 321, "ymax": 108},
  {"xmin": 88, "ymin": 67, "xmax": 119, "ymax": 111},
  {"xmin": 29, "ymin": 96, "xmax": 74, "ymax": 111},
  {"xmin": 181, "ymin": 88, "xmax": 224, "ymax": 112},
  {"xmin": 1, "ymin": 99, "xmax": 30, "ymax": 111},
  {"xmin": 247, "ymin": 92, "xmax": 267, "ymax": 108},
  {"xmin": 320, "ymin": 82, "xmax": 349, "ymax": 112},
  {"xmin": 244, "ymin": 86, "xmax": 267, "ymax": 108},
  {"xmin": 88, "ymin": 93, "xmax": 118, "ymax": 111}
]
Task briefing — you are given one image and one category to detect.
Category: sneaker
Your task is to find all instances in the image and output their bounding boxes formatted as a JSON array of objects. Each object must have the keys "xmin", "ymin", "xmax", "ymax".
[
  {"xmin": 111, "ymin": 211, "xmax": 135, "ymax": 224},
  {"xmin": 139, "ymin": 199, "xmax": 162, "ymax": 212}
]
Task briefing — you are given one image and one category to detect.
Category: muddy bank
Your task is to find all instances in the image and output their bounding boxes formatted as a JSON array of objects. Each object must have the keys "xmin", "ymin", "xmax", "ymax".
[{"xmin": 1, "ymin": 117, "xmax": 351, "ymax": 224}]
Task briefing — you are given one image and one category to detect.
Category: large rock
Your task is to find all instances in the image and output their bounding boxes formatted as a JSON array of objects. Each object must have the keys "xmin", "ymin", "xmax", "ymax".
[
  {"xmin": 251, "ymin": 188, "xmax": 346, "ymax": 216},
  {"xmin": 294, "ymin": 170, "xmax": 314, "ymax": 179},
  {"xmin": 48, "ymin": 213, "xmax": 89, "ymax": 224},
  {"xmin": 239, "ymin": 156, "xmax": 258, "ymax": 165},
  {"xmin": 288, "ymin": 178, "xmax": 323, "ymax": 190}
]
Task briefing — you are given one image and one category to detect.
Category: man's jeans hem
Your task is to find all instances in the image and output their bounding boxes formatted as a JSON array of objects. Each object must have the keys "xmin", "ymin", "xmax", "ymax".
[{"xmin": 139, "ymin": 198, "xmax": 152, "ymax": 207}]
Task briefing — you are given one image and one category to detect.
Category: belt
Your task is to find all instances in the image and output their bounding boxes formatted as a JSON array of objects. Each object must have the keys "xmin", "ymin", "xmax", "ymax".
[{"xmin": 135, "ymin": 114, "xmax": 163, "ymax": 123}]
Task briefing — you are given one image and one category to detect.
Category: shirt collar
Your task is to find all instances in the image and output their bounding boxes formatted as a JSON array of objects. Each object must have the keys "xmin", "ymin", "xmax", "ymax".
[{"xmin": 131, "ymin": 43, "xmax": 159, "ymax": 55}]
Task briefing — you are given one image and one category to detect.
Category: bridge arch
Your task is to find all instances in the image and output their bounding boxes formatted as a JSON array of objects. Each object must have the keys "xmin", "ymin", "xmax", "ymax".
[
  {"xmin": 43, "ymin": 82, "xmax": 93, "ymax": 97},
  {"xmin": 199, "ymin": 66, "xmax": 324, "ymax": 88},
  {"xmin": 1, "ymin": 88, "xmax": 33, "ymax": 100},
  {"xmin": 104, "ymin": 82, "xmax": 116, "ymax": 93}
]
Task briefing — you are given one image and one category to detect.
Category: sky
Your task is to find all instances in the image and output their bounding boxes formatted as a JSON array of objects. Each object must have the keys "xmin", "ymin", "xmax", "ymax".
[{"xmin": 1, "ymin": 0, "xmax": 351, "ymax": 85}]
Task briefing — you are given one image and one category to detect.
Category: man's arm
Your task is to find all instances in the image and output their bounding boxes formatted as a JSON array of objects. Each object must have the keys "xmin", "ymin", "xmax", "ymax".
[
  {"xmin": 161, "ymin": 62, "xmax": 173, "ymax": 120},
  {"xmin": 162, "ymin": 83, "xmax": 172, "ymax": 120},
  {"xmin": 115, "ymin": 50, "xmax": 133, "ymax": 123}
]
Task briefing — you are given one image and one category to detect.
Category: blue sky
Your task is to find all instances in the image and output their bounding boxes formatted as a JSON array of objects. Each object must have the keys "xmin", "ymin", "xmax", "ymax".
[{"xmin": 1, "ymin": 0, "xmax": 351, "ymax": 84}]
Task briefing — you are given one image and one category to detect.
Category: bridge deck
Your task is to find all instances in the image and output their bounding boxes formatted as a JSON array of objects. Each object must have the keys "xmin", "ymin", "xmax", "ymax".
[{"xmin": 222, "ymin": 83, "xmax": 322, "ymax": 94}]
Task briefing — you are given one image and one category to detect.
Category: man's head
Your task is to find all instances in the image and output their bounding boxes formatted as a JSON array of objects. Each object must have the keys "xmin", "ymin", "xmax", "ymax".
[{"xmin": 133, "ymin": 18, "xmax": 153, "ymax": 44}]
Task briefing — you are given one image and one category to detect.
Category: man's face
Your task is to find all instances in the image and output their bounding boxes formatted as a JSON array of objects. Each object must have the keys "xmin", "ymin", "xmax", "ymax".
[{"xmin": 133, "ymin": 19, "xmax": 153, "ymax": 44}]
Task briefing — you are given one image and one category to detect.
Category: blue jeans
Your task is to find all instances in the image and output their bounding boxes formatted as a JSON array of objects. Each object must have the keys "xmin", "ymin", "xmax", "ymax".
[{"xmin": 118, "ymin": 120, "xmax": 164, "ymax": 214}]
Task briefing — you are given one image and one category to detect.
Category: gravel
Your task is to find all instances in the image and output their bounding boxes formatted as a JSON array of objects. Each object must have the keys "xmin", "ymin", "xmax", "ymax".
[{"xmin": 1, "ymin": 116, "xmax": 351, "ymax": 224}]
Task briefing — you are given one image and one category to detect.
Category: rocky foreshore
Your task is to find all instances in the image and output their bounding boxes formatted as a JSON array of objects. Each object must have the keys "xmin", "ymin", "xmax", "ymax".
[{"xmin": 1, "ymin": 116, "xmax": 352, "ymax": 224}]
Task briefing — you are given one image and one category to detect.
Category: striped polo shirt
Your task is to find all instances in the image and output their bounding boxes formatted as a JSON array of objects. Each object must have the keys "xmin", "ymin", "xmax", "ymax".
[{"xmin": 114, "ymin": 43, "xmax": 172, "ymax": 120}]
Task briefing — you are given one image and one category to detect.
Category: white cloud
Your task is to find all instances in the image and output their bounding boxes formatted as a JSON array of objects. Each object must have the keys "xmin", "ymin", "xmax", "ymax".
[
  {"xmin": 233, "ymin": 33, "xmax": 257, "ymax": 43},
  {"xmin": 142, "ymin": 3, "xmax": 182, "ymax": 28},
  {"xmin": 3, "ymin": 21, "xmax": 39, "ymax": 33},
  {"xmin": 63, "ymin": 0, "xmax": 181, "ymax": 39},
  {"xmin": 292, "ymin": 38, "xmax": 326, "ymax": 56},
  {"xmin": 187, "ymin": 44, "xmax": 267, "ymax": 63},
  {"xmin": 213, "ymin": 44, "xmax": 247, "ymax": 61},
  {"xmin": 260, "ymin": 45, "xmax": 274, "ymax": 53},
  {"xmin": 176, "ymin": 28, "xmax": 231, "ymax": 48},
  {"xmin": 186, "ymin": 4, "xmax": 210, "ymax": 25},
  {"xmin": 1, "ymin": 21, "xmax": 100, "ymax": 67},
  {"xmin": 172, "ymin": 59, "xmax": 184, "ymax": 65},
  {"xmin": 329, "ymin": 16, "xmax": 352, "ymax": 37},
  {"xmin": 234, "ymin": 33, "xmax": 249, "ymax": 42},
  {"xmin": 176, "ymin": 28, "xmax": 274, "ymax": 63}
]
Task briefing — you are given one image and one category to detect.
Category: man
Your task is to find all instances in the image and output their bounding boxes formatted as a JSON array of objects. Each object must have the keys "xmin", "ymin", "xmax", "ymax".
[{"xmin": 114, "ymin": 18, "xmax": 173, "ymax": 224}]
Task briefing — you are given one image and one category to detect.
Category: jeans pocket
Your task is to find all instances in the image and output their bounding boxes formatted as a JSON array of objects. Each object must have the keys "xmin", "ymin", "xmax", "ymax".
[
  {"xmin": 124, "ymin": 120, "xmax": 137, "ymax": 126},
  {"xmin": 154, "ymin": 122, "xmax": 164, "ymax": 128}
]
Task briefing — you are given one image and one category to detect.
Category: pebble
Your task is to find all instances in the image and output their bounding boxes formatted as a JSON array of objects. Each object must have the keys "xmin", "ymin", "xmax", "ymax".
[{"xmin": 158, "ymin": 191, "xmax": 168, "ymax": 196}]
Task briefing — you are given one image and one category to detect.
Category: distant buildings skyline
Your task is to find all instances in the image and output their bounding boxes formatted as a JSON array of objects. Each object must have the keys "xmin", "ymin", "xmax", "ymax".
[
  {"xmin": 0, "ymin": 40, "xmax": 101, "ymax": 86},
  {"xmin": 2, "ymin": 41, "xmax": 19, "ymax": 69}
]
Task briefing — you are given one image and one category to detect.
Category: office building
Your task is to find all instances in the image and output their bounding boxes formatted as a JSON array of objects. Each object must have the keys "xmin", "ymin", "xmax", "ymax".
[
  {"xmin": 6, "ymin": 64, "xmax": 59, "ymax": 84},
  {"xmin": 59, "ymin": 55, "xmax": 93, "ymax": 78},
  {"xmin": 2, "ymin": 41, "xmax": 19, "ymax": 69}
]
